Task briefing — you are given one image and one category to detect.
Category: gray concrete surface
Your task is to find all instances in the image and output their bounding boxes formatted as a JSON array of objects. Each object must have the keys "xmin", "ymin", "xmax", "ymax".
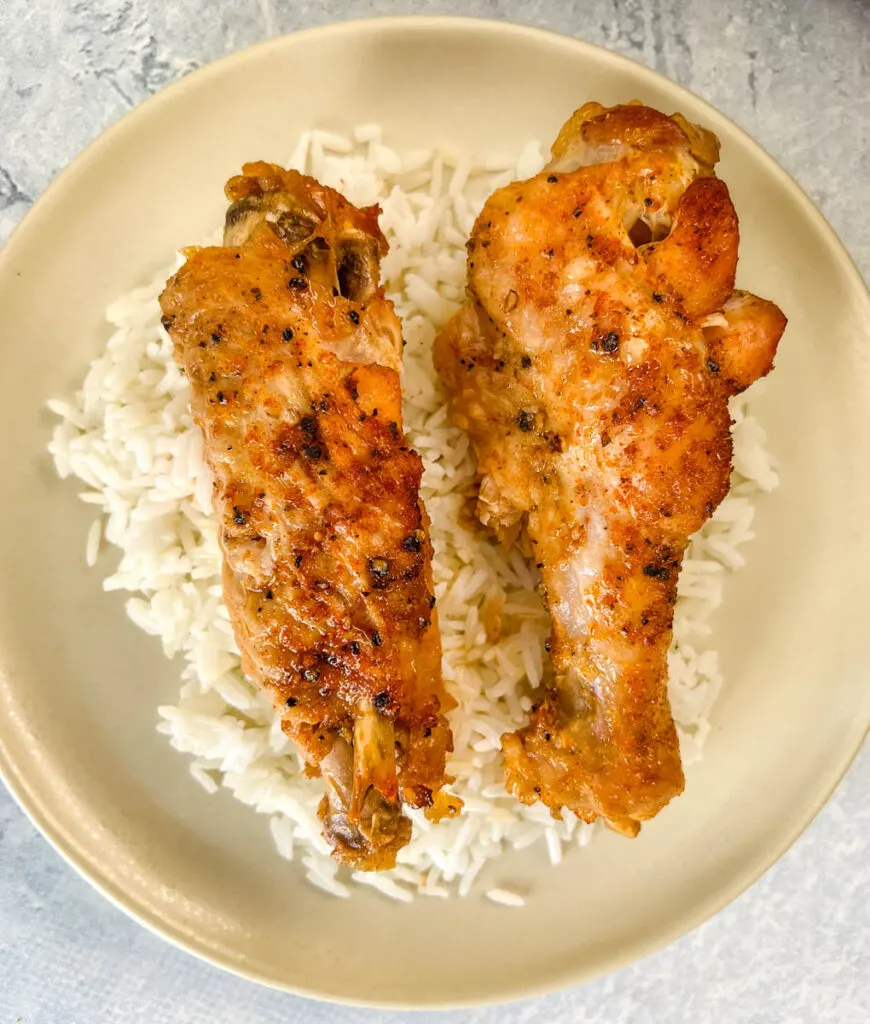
[{"xmin": 1, "ymin": 1, "xmax": 868, "ymax": 1021}]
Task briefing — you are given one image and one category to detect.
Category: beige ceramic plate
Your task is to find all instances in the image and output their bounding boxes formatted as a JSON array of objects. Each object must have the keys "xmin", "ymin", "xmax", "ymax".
[{"xmin": 0, "ymin": 16, "xmax": 867, "ymax": 1009}]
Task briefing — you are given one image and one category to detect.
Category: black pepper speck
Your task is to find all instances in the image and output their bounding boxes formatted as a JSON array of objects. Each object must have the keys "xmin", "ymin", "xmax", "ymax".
[{"xmin": 516, "ymin": 409, "xmax": 535, "ymax": 432}]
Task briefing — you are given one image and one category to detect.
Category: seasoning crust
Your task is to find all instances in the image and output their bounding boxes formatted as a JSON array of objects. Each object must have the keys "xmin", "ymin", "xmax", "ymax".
[
  {"xmin": 161, "ymin": 163, "xmax": 455, "ymax": 868},
  {"xmin": 434, "ymin": 104, "xmax": 786, "ymax": 835}
]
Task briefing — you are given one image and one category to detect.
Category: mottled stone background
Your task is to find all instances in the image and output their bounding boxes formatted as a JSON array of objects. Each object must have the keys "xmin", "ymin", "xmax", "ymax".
[{"xmin": 1, "ymin": 1, "xmax": 867, "ymax": 1022}]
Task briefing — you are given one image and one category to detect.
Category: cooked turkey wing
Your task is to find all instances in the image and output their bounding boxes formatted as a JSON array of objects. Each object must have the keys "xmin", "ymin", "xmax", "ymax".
[
  {"xmin": 434, "ymin": 104, "xmax": 785, "ymax": 835},
  {"xmin": 160, "ymin": 163, "xmax": 455, "ymax": 869}
]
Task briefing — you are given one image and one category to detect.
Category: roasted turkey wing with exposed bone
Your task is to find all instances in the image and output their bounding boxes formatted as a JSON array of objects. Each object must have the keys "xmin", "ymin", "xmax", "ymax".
[
  {"xmin": 160, "ymin": 163, "xmax": 457, "ymax": 869},
  {"xmin": 434, "ymin": 104, "xmax": 786, "ymax": 836}
]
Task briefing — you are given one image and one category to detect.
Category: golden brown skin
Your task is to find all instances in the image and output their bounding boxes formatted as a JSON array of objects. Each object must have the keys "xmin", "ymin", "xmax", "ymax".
[
  {"xmin": 434, "ymin": 104, "xmax": 786, "ymax": 835},
  {"xmin": 160, "ymin": 163, "xmax": 456, "ymax": 869}
]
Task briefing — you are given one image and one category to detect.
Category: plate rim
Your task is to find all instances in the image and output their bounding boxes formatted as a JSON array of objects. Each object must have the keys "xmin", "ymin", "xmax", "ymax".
[{"xmin": 0, "ymin": 14, "xmax": 868, "ymax": 1009}]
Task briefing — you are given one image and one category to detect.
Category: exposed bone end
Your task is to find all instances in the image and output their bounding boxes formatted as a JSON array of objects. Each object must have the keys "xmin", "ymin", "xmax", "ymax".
[
  {"xmin": 222, "ymin": 161, "xmax": 386, "ymax": 304},
  {"xmin": 318, "ymin": 733, "xmax": 410, "ymax": 871},
  {"xmin": 549, "ymin": 102, "xmax": 712, "ymax": 173},
  {"xmin": 353, "ymin": 703, "xmax": 399, "ymax": 810}
]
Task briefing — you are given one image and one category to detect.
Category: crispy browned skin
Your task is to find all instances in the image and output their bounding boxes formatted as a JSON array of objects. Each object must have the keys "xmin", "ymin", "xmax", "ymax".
[
  {"xmin": 434, "ymin": 104, "xmax": 786, "ymax": 835},
  {"xmin": 160, "ymin": 163, "xmax": 456, "ymax": 868}
]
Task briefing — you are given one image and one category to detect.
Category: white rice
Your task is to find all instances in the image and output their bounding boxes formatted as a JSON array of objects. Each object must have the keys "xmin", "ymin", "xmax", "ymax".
[
  {"xmin": 486, "ymin": 888, "xmax": 527, "ymax": 908},
  {"xmin": 48, "ymin": 127, "xmax": 778, "ymax": 903}
]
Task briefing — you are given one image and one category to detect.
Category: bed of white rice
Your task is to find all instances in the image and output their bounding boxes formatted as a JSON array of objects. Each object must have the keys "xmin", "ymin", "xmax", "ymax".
[{"xmin": 48, "ymin": 127, "xmax": 778, "ymax": 905}]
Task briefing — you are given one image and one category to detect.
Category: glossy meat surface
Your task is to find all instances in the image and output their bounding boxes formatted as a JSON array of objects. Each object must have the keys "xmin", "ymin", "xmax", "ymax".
[
  {"xmin": 434, "ymin": 104, "xmax": 786, "ymax": 835},
  {"xmin": 160, "ymin": 163, "xmax": 455, "ymax": 868}
]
